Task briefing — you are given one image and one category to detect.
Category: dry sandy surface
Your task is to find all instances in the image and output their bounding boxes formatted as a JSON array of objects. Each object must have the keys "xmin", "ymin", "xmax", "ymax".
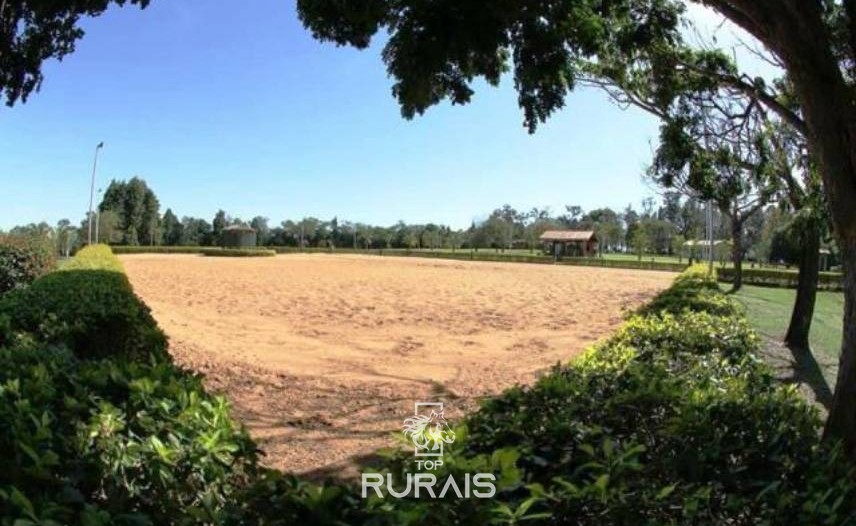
[{"xmin": 121, "ymin": 254, "xmax": 674, "ymax": 478}]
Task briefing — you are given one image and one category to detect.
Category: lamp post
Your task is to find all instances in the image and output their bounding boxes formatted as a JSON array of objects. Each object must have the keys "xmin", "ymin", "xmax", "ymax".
[
  {"xmin": 87, "ymin": 142, "xmax": 105, "ymax": 245},
  {"xmin": 94, "ymin": 188, "xmax": 103, "ymax": 244},
  {"xmin": 707, "ymin": 199, "xmax": 714, "ymax": 274}
]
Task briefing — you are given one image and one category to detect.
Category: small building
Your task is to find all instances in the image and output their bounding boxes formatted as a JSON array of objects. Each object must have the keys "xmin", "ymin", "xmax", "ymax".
[
  {"xmin": 222, "ymin": 225, "xmax": 257, "ymax": 248},
  {"xmin": 540, "ymin": 230, "xmax": 598, "ymax": 258}
]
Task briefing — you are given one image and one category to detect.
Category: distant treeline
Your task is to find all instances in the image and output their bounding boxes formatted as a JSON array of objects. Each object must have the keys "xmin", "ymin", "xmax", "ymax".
[{"xmin": 0, "ymin": 176, "xmax": 835, "ymax": 267}]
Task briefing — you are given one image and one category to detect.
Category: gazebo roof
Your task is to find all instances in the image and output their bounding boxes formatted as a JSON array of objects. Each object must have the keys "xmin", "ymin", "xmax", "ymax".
[{"xmin": 539, "ymin": 230, "xmax": 597, "ymax": 242}]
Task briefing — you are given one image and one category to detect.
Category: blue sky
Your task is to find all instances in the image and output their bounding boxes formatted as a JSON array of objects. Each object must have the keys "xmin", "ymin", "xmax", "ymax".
[{"xmin": 0, "ymin": 2, "xmax": 768, "ymax": 230}]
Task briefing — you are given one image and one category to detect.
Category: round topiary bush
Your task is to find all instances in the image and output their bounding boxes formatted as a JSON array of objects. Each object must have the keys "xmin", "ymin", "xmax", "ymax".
[{"xmin": 0, "ymin": 234, "xmax": 56, "ymax": 295}]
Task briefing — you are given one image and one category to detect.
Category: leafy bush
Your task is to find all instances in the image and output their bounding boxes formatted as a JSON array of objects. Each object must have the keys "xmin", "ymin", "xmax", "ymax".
[
  {"xmin": 75, "ymin": 355, "xmax": 259, "ymax": 523},
  {"xmin": 0, "ymin": 342, "xmax": 258, "ymax": 525},
  {"xmin": 62, "ymin": 244, "xmax": 124, "ymax": 272},
  {"xmin": 224, "ymin": 471, "xmax": 375, "ymax": 526},
  {"xmin": 0, "ymin": 233, "xmax": 55, "ymax": 295},
  {"xmin": 449, "ymin": 265, "xmax": 856, "ymax": 525},
  {"xmin": 0, "ymin": 244, "xmax": 260, "ymax": 525},
  {"xmin": 0, "ymin": 269, "xmax": 167, "ymax": 362},
  {"xmin": 638, "ymin": 265, "xmax": 738, "ymax": 317},
  {"xmin": 0, "ymin": 245, "xmax": 166, "ymax": 361}
]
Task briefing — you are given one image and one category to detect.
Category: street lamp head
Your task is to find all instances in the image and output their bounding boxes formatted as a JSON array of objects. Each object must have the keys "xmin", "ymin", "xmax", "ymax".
[{"xmin": 96, "ymin": 141, "xmax": 104, "ymax": 149}]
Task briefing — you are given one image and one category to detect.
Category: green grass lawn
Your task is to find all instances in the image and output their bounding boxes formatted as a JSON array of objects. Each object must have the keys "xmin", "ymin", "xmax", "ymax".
[{"xmin": 732, "ymin": 285, "xmax": 844, "ymax": 357}]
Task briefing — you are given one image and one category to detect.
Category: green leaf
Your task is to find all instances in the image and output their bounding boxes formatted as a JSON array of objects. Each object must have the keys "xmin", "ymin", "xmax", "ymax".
[{"xmin": 656, "ymin": 483, "xmax": 678, "ymax": 500}]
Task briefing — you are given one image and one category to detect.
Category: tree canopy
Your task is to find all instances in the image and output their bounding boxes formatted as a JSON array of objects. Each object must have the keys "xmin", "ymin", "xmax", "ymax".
[
  {"xmin": 0, "ymin": 0, "xmax": 150, "ymax": 106},
  {"xmin": 99, "ymin": 177, "xmax": 160, "ymax": 246},
  {"xmin": 299, "ymin": 0, "xmax": 688, "ymax": 132}
]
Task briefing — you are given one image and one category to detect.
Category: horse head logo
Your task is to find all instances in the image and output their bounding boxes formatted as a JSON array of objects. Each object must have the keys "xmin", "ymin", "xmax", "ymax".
[{"xmin": 403, "ymin": 408, "xmax": 455, "ymax": 454}]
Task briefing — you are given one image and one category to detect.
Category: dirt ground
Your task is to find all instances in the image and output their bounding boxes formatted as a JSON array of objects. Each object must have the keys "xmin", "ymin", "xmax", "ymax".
[{"xmin": 120, "ymin": 254, "xmax": 674, "ymax": 478}]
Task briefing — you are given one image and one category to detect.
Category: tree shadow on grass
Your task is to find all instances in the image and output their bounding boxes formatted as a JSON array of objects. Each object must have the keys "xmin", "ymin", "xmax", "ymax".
[
  {"xmin": 758, "ymin": 336, "xmax": 836, "ymax": 412},
  {"xmin": 783, "ymin": 342, "xmax": 835, "ymax": 411}
]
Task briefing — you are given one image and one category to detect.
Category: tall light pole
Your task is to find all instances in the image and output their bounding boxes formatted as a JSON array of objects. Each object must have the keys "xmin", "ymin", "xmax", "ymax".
[
  {"xmin": 94, "ymin": 188, "xmax": 103, "ymax": 244},
  {"xmin": 700, "ymin": 103, "xmax": 716, "ymax": 275},
  {"xmin": 707, "ymin": 199, "xmax": 714, "ymax": 274},
  {"xmin": 87, "ymin": 142, "xmax": 105, "ymax": 245}
]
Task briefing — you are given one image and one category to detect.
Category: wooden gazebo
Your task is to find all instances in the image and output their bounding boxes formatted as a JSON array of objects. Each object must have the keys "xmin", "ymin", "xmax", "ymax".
[{"xmin": 540, "ymin": 230, "xmax": 598, "ymax": 257}]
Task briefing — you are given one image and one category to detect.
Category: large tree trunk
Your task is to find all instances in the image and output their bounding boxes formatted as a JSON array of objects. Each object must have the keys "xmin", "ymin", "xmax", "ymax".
[
  {"xmin": 730, "ymin": 217, "xmax": 743, "ymax": 291},
  {"xmin": 785, "ymin": 218, "xmax": 820, "ymax": 350},
  {"xmin": 728, "ymin": 0, "xmax": 856, "ymax": 457},
  {"xmin": 825, "ymin": 235, "xmax": 856, "ymax": 457},
  {"xmin": 789, "ymin": 42, "xmax": 856, "ymax": 458}
]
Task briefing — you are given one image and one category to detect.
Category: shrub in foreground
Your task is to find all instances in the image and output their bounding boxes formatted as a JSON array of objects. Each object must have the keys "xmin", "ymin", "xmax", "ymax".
[
  {"xmin": 0, "ymin": 343, "xmax": 258, "ymax": 525},
  {"xmin": 0, "ymin": 233, "xmax": 55, "ymax": 295},
  {"xmin": 0, "ymin": 268, "xmax": 167, "ymax": 361},
  {"xmin": 0, "ymin": 244, "xmax": 259, "ymax": 525},
  {"xmin": 451, "ymin": 267, "xmax": 856, "ymax": 525},
  {"xmin": 0, "ymin": 245, "xmax": 166, "ymax": 361}
]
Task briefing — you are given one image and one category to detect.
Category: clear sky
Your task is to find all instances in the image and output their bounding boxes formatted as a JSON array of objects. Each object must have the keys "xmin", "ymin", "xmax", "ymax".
[{"xmin": 0, "ymin": 2, "xmax": 769, "ymax": 230}]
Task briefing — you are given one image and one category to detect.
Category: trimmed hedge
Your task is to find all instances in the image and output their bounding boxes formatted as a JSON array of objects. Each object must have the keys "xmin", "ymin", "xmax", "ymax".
[
  {"xmin": 394, "ymin": 250, "xmax": 554, "ymax": 264},
  {"xmin": 110, "ymin": 246, "xmax": 276, "ymax": 257},
  {"xmin": 0, "ymin": 245, "xmax": 258, "ymax": 525},
  {"xmin": 203, "ymin": 248, "xmax": 276, "ymax": 257},
  {"xmin": 557, "ymin": 256, "xmax": 687, "ymax": 272},
  {"xmin": 0, "ymin": 245, "xmax": 166, "ymax": 361},
  {"xmin": 0, "ymin": 233, "xmax": 55, "ymax": 295},
  {"xmin": 112, "ymin": 245, "xmax": 226, "ymax": 255},
  {"xmin": 719, "ymin": 267, "xmax": 844, "ymax": 291},
  {"xmin": 61, "ymin": 244, "xmax": 125, "ymax": 272}
]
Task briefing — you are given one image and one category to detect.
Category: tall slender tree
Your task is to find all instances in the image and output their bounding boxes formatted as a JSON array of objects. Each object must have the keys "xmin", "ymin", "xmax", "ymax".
[
  {"xmin": 161, "ymin": 209, "xmax": 183, "ymax": 246},
  {"xmin": 99, "ymin": 177, "xmax": 160, "ymax": 246}
]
